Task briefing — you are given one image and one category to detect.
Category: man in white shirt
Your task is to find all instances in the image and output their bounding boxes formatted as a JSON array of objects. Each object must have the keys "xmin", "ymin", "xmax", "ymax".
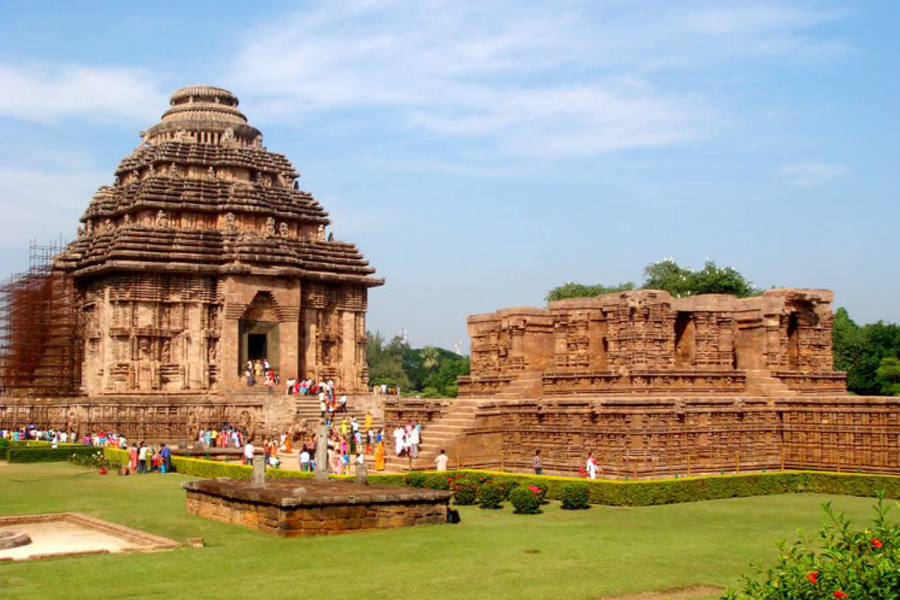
[
  {"xmin": 243, "ymin": 440, "xmax": 255, "ymax": 465},
  {"xmin": 435, "ymin": 449, "xmax": 449, "ymax": 471},
  {"xmin": 299, "ymin": 449, "xmax": 310, "ymax": 472}
]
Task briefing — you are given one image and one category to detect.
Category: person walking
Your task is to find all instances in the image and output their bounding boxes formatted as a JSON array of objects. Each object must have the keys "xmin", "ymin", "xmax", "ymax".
[
  {"xmin": 586, "ymin": 451, "xmax": 598, "ymax": 480},
  {"xmin": 435, "ymin": 449, "xmax": 449, "ymax": 472},
  {"xmin": 533, "ymin": 449, "xmax": 543, "ymax": 475}
]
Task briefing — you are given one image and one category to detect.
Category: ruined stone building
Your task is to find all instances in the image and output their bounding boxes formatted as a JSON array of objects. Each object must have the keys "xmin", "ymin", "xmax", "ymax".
[
  {"xmin": 385, "ymin": 288, "xmax": 900, "ymax": 478},
  {"xmin": 0, "ymin": 85, "xmax": 382, "ymax": 437}
]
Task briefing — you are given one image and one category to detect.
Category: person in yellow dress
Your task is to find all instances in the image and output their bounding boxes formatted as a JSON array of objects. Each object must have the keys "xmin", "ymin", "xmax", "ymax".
[
  {"xmin": 364, "ymin": 410, "xmax": 373, "ymax": 432},
  {"xmin": 374, "ymin": 440, "xmax": 385, "ymax": 471}
]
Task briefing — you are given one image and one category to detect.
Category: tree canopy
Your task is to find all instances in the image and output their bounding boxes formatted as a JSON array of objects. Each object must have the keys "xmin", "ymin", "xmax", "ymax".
[
  {"xmin": 367, "ymin": 332, "xmax": 470, "ymax": 398},
  {"xmin": 833, "ymin": 308, "xmax": 900, "ymax": 396},
  {"xmin": 546, "ymin": 258, "xmax": 759, "ymax": 302}
]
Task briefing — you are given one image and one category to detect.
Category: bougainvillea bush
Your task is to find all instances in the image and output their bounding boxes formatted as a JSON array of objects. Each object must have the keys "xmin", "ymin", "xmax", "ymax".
[
  {"xmin": 725, "ymin": 492, "xmax": 900, "ymax": 599},
  {"xmin": 510, "ymin": 484, "xmax": 543, "ymax": 514}
]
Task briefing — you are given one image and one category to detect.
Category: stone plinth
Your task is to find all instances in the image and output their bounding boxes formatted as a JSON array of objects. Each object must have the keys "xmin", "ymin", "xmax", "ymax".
[{"xmin": 183, "ymin": 479, "xmax": 450, "ymax": 537}]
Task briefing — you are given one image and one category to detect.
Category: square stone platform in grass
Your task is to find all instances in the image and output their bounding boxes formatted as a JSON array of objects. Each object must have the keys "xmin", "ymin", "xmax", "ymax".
[
  {"xmin": 0, "ymin": 513, "xmax": 180, "ymax": 561},
  {"xmin": 183, "ymin": 479, "xmax": 451, "ymax": 537}
]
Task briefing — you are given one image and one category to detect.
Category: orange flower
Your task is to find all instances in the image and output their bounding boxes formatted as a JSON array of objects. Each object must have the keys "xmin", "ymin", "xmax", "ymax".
[
  {"xmin": 871, "ymin": 537, "xmax": 883, "ymax": 548},
  {"xmin": 807, "ymin": 571, "xmax": 819, "ymax": 585}
]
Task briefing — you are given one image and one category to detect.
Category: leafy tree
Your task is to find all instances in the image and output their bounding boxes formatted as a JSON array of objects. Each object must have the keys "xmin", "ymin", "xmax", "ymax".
[
  {"xmin": 545, "ymin": 258, "xmax": 758, "ymax": 303},
  {"xmin": 546, "ymin": 281, "xmax": 634, "ymax": 302},
  {"xmin": 876, "ymin": 357, "xmax": 900, "ymax": 396},
  {"xmin": 368, "ymin": 332, "xmax": 469, "ymax": 397},
  {"xmin": 643, "ymin": 259, "xmax": 759, "ymax": 298},
  {"xmin": 367, "ymin": 331, "xmax": 410, "ymax": 391},
  {"xmin": 832, "ymin": 309, "xmax": 900, "ymax": 396}
]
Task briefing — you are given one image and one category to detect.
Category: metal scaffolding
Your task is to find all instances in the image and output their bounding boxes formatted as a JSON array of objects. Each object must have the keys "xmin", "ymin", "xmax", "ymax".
[{"xmin": 0, "ymin": 240, "xmax": 81, "ymax": 396}]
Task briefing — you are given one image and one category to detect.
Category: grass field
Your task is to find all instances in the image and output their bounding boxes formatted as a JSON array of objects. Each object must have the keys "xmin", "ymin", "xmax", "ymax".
[{"xmin": 0, "ymin": 462, "xmax": 891, "ymax": 600}]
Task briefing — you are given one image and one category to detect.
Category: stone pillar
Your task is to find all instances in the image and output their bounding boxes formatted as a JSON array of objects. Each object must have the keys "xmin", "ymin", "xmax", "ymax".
[
  {"xmin": 314, "ymin": 423, "xmax": 328, "ymax": 481},
  {"xmin": 251, "ymin": 454, "xmax": 266, "ymax": 487}
]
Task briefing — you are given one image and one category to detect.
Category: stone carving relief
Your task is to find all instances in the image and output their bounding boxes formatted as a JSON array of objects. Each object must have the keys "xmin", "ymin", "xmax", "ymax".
[
  {"xmin": 279, "ymin": 222, "xmax": 289, "ymax": 238},
  {"xmin": 266, "ymin": 217, "xmax": 276, "ymax": 237},
  {"xmin": 226, "ymin": 212, "xmax": 236, "ymax": 231},
  {"xmin": 156, "ymin": 210, "xmax": 168, "ymax": 228}
]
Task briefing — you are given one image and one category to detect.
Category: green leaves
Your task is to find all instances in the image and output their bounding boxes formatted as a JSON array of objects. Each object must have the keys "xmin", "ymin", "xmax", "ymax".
[{"xmin": 545, "ymin": 258, "xmax": 759, "ymax": 302}]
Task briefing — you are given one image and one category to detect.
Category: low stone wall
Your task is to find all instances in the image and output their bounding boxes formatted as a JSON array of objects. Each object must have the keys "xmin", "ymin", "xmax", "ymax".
[
  {"xmin": 184, "ymin": 479, "xmax": 450, "ymax": 536},
  {"xmin": 447, "ymin": 395, "xmax": 900, "ymax": 479}
]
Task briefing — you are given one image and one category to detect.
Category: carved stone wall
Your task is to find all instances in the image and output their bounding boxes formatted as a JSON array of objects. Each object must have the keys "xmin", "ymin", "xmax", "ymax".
[
  {"xmin": 429, "ymin": 396, "xmax": 900, "ymax": 478},
  {"xmin": 460, "ymin": 288, "xmax": 845, "ymax": 398}
]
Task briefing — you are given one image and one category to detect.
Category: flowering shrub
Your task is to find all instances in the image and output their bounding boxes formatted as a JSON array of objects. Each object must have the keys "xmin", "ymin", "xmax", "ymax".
[
  {"xmin": 525, "ymin": 480, "xmax": 549, "ymax": 503},
  {"xmin": 726, "ymin": 492, "xmax": 900, "ymax": 599},
  {"xmin": 559, "ymin": 482, "xmax": 591, "ymax": 510},
  {"xmin": 68, "ymin": 450, "xmax": 110, "ymax": 470},
  {"xmin": 451, "ymin": 478, "xmax": 480, "ymax": 505},
  {"xmin": 510, "ymin": 485, "xmax": 543, "ymax": 514},
  {"xmin": 477, "ymin": 482, "xmax": 504, "ymax": 509}
]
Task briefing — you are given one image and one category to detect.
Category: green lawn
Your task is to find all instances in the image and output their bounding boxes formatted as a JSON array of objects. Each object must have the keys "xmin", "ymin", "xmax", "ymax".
[{"xmin": 0, "ymin": 462, "xmax": 890, "ymax": 600}]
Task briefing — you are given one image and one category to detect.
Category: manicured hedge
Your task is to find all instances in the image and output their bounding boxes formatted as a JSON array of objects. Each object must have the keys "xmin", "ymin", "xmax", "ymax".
[
  {"xmin": 100, "ymin": 450, "xmax": 900, "ymax": 507},
  {"xmin": 7, "ymin": 445, "xmax": 94, "ymax": 463},
  {"xmin": 103, "ymin": 448, "xmax": 314, "ymax": 480},
  {"xmin": 0, "ymin": 440, "xmax": 60, "ymax": 460},
  {"xmin": 376, "ymin": 469, "xmax": 900, "ymax": 507}
]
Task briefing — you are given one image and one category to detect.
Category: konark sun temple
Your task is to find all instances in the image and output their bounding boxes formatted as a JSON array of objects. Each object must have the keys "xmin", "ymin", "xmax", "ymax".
[{"xmin": 2, "ymin": 85, "xmax": 899, "ymax": 479}]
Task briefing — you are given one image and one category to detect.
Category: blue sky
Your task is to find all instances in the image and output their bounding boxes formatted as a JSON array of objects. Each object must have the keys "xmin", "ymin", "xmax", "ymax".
[{"xmin": 0, "ymin": 1, "xmax": 897, "ymax": 352}]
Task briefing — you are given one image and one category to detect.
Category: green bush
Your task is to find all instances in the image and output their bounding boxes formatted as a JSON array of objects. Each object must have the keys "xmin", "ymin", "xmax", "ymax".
[
  {"xmin": 477, "ymin": 482, "xmax": 504, "ymax": 509},
  {"xmin": 559, "ymin": 482, "xmax": 591, "ymax": 510},
  {"xmin": 7, "ymin": 446, "xmax": 94, "ymax": 463},
  {"xmin": 451, "ymin": 478, "xmax": 479, "ymax": 505},
  {"xmin": 510, "ymin": 485, "xmax": 543, "ymax": 514},
  {"xmin": 525, "ymin": 479, "xmax": 549, "ymax": 503},
  {"xmin": 495, "ymin": 479, "xmax": 520, "ymax": 500},
  {"xmin": 405, "ymin": 471, "xmax": 427, "ymax": 487},
  {"xmin": 726, "ymin": 493, "xmax": 900, "ymax": 599}
]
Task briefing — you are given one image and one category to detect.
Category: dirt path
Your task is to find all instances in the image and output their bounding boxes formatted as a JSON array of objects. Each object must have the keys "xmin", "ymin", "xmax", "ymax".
[{"xmin": 599, "ymin": 586, "xmax": 724, "ymax": 600}]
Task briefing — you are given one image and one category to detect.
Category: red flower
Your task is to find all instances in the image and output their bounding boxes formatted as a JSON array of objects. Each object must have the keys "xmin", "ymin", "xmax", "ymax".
[
  {"xmin": 872, "ymin": 537, "xmax": 883, "ymax": 548},
  {"xmin": 807, "ymin": 571, "xmax": 819, "ymax": 585},
  {"xmin": 528, "ymin": 484, "xmax": 541, "ymax": 494},
  {"xmin": 833, "ymin": 591, "xmax": 846, "ymax": 599}
]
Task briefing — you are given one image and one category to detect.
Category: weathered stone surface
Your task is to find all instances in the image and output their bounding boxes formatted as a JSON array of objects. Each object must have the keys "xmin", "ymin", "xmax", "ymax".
[
  {"xmin": 54, "ymin": 85, "xmax": 382, "ymax": 397},
  {"xmin": 384, "ymin": 288, "xmax": 899, "ymax": 478},
  {"xmin": 184, "ymin": 479, "xmax": 450, "ymax": 537}
]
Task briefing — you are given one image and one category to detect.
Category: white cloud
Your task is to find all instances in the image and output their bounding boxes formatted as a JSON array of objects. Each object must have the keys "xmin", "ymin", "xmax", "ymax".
[
  {"xmin": 229, "ymin": 0, "xmax": 848, "ymax": 164},
  {"xmin": 778, "ymin": 162, "xmax": 849, "ymax": 186},
  {"xmin": 0, "ymin": 63, "xmax": 166, "ymax": 123}
]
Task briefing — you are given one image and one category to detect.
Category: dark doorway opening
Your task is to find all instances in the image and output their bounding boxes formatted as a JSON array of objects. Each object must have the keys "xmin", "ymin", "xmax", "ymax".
[{"xmin": 248, "ymin": 334, "xmax": 267, "ymax": 362}]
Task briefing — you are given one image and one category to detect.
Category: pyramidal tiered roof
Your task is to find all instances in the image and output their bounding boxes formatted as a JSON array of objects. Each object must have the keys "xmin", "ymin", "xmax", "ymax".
[{"xmin": 58, "ymin": 85, "xmax": 382, "ymax": 286}]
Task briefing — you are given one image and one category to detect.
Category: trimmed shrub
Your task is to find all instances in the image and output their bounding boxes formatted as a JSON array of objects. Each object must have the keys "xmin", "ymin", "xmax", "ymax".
[
  {"xmin": 525, "ymin": 479, "xmax": 549, "ymax": 503},
  {"xmin": 405, "ymin": 471, "xmax": 427, "ymax": 488},
  {"xmin": 477, "ymin": 482, "xmax": 504, "ymax": 509},
  {"xmin": 7, "ymin": 446, "xmax": 94, "ymax": 463},
  {"xmin": 495, "ymin": 479, "xmax": 521, "ymax": 500},
  {"xmin": 451, "ymin": 478, "xmax": 479, "ymax": 505},
  {"xmin": 559, "ymin": 482, "xmax": 591, "ymax": 510},
  {"xmin": 510, "ymin": 485, "xmax": 543, "ymax": 514}
]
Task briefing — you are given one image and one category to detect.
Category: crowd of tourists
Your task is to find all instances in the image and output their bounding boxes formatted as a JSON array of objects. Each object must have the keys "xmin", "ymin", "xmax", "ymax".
[
  {"xmin": 391, "ymin": 421, "xmax": 421, "ymax": 458},
  {"xmin": 196, "ymin": 424, "xmax": 248, "ymax": 449},
  {"xmin": 244, "ymin": 358, "xmax": 278, "ymax": 391}
]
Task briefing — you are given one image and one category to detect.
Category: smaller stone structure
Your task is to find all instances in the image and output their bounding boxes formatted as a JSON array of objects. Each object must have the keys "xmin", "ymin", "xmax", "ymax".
[
  {"xmin": 0, "ymin": 513, "xmax": 179, "ymax": 561},
  {"xmin": 184, "ymin": 479, "xmax": 450, "ymax": 537}
]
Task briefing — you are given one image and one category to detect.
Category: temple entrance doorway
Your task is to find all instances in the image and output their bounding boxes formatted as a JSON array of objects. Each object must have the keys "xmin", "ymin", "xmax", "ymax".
[
  {"xmin": 248, "ymin": 334, "xmax": 267, "ymax": 362},
  {"xmin": 237, "ymin": 292, "xmax": 281, "ymax": 377}
]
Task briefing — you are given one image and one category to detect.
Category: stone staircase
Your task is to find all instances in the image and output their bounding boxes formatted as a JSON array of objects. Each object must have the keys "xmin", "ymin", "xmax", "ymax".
[
  {"xmin": 494, "ymin": 371, "xmax": 543, "ymax": 399},
  {"xmin": 744, "ymin": 369, "xmax": 797, "ymax": 397},
  {"xmin": 384, "ymin": 397, "xmax": 482, "ymax": 471},
  {"xmin": 292, "ymin": 395, "xmax": 384, "ymax": 435}
]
